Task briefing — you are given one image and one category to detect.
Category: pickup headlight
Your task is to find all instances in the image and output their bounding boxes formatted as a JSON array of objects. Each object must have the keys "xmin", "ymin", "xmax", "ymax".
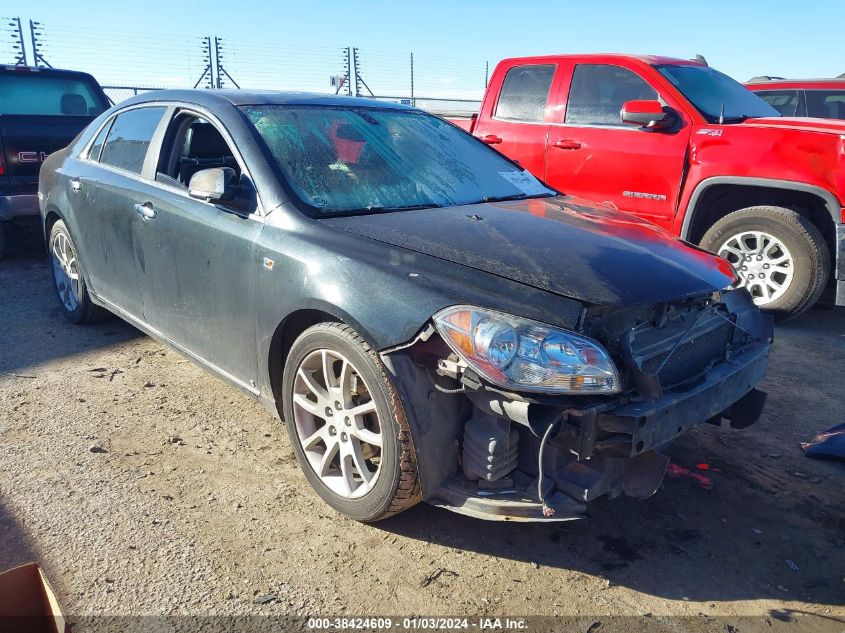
[{"xmin": 433, "ymin": 305, "xmax": 621, "ymax": 395}]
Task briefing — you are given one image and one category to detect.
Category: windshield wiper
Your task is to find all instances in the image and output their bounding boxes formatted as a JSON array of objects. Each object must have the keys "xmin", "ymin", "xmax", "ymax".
[
  {"xmin": 480, "ymin": 192, "xmax": 554, "ymax": 203},
  {"xmin": 368, "ymin": 202, "xmax": 443, "ymax": 212}
]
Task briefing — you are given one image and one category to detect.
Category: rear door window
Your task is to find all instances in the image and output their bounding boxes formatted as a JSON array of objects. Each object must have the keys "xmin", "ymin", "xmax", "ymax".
[
  {"xmin": 805, "ymin": 90, "xmax": 845, "ymax": 119},
  {"xmin": 0, "ymin": 73, "xmax": 107, "ymax": 115},
  {"xmin": 99, "ymin": 107, "xmax": 166, "ymax": 174},
  {"xmin": 565, "ymin": 64, "xmax": 657, "ymax": 126},
  {"xmin": 494, "ymin": 65, "xmax": 556, "ymax": 122},
  {"xmin": 86, "ymin": 121, "xmax": 113, "ymax": 161},
  {"xmin": 754, "ymin": 90, "xmax": 800, "ymax": 116}
]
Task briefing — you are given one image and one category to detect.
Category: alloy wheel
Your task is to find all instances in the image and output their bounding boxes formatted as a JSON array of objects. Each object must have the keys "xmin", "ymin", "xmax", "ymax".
[
  {"xmin": 51, "ymin": 231, "xmax": 80, "ymax": 312},
  {"xmin": 717, "ymin": 230, "xmax": 794, "ymax": 305},
  {"xmin": 291, "ymin": 348, "xmax": 383, "ymax": 499}
]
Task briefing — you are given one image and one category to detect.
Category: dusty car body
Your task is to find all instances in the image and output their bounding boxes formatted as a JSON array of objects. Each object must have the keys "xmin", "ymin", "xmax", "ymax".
[{"xmin": 38, "ymin": 90, "xmax": 773, "ymax": 522}]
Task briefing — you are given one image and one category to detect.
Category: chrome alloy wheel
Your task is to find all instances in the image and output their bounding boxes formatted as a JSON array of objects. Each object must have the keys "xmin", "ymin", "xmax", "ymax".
[
  {"xmin": 51, "ymin": 231, "xmax": 80, "ymax": 312},
  {"xmin": 717, "ymin": 230, "xmax": 795, "ymax": 306},
  {"xmin": 291, "ymin": 349, "xmax": 383, "ymax": 499}
]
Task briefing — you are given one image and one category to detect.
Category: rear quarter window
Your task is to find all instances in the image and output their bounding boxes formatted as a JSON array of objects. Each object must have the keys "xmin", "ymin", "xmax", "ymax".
[
  {"xmin": 0, "ymin": 73, "xmax": 107, "ymax": 116},
  {"xmin": 494, "ymin": 65, "xmax": 556, "ymax": 122},
  {"xmin": 99, "ymin": 107, "xmax": 166, "ymax": 174}
]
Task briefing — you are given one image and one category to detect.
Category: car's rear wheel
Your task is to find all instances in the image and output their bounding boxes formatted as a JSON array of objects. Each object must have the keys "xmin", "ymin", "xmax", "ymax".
[
  {"xmin": 49, "ymin": 220, "xmax": 110, "ymax": 324},
  {"xmin": 281, "ymin": 322, "xmax": 420, "ymax": 521},
  {"xmin": 700, "ymin": 206, "xmax": 830, "ymax": 320}
]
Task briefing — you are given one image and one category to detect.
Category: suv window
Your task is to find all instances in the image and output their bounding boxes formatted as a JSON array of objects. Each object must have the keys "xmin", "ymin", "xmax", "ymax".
[
  {"xmin": 99, "ymin": 107, "xmax": 166, "ymax": 174},
  {"xmin": 754, "ymin": 90, "xmax": 800, "ymax": 116},
  {"xmin": 805, "ymin": 90, "xmax": 845, "ymax": 119},
  {"xmin": 566, "ymin": 64, "xmax": 657, "ymax": 126},
  {"xmin": 0, "ymin": 73, "xmax": 107, "ymax": 116},
  {"xmin": 494, "ymin": 65, "xmax": 555, "ymax": 122}
]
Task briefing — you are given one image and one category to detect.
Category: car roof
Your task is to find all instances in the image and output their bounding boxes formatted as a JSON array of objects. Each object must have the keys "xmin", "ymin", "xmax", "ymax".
[
  {"xmin": 0, "ymin": 64, "xmax": 100, "ymax": 82},
  {"xmin": 496, "ymin": 53, "xmax": 706, "ymax": 67},
  {"xmin": 118, "ymin": 89, "xmax": 416, "ymax": 111},
  {"xmin": 745, "ymin": 78, "xmax": 845, "ymax": 90}
]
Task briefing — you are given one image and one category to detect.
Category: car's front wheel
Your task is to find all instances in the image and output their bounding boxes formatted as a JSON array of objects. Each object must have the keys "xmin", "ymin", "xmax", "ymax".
[
  {"xmin": 281, "ymin": 322, "xmax": 421, "ymax": 521},
  {"xmin": 48, "ymin": 220, "xmax": 110, "ymax": 324},
  {"xmin": 700, "ymin": 206, "xmax": 830, "ymax": 320}
]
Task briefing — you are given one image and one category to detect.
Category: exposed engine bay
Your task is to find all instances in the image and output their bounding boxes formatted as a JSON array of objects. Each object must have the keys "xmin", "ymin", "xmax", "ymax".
[{"xmin": 381, "ymin": 289, "xmax": 773, "ymax": 522}]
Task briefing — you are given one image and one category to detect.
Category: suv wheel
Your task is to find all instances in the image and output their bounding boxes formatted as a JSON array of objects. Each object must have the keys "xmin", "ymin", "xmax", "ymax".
[
  {"xmin": 700, "ymin": 206, "xmax": 829, "ymax": 320},
  {"xmin": 281, "ymin": 322, "xmax": 421, "ymax": 521},
  {"xmin": 49, "ymin": 220, "xmax": 110, "ymax": 324}
]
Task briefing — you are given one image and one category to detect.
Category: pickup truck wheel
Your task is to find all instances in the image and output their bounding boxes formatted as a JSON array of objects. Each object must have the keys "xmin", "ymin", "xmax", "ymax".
[
  {"xmin": 700, "ymin": 206, "xmax": 829, "ymax": 320},
  {"xmin": 48, "ymin": 220, "xmax": 110, "ymax": 324},
  {"xmin": 282, "ymin": 322, "xmax": 421, "ymax": 521}
]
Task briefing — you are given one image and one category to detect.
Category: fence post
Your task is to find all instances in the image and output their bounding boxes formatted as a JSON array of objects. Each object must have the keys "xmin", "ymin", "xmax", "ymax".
[
  {"xmin": 8, "ymin": 17, "xmax": 26, "ymax": 65},
  {"xmin": 29, "ymin": 20, "xmax": 51, "ymax": 68},
  {"xmin": 410, "ymin": 52, "xmax": 415, "ymax": 106}
]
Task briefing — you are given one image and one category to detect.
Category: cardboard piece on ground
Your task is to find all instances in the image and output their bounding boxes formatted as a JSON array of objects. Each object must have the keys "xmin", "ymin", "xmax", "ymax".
[{"xmin": 0, "ymin": 563, "xmax": 69, "ymax": 633}]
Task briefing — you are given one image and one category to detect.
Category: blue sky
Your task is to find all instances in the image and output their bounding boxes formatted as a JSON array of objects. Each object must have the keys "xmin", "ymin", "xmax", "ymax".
[{"xmin": 9, "ymin": 0, "xmax": 844, "ymax": 98}]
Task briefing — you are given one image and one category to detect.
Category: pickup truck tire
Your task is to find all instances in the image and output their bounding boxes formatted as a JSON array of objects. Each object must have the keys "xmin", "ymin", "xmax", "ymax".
[
  {"xmin": 48, "ymin": 220, "xmax": 111, "ymax": 324},
  {"xmin": 282, "ymin": 322, "xmax": 421, "ymax": 522},
  {"xmin": 700, "ymin": 206, "xmax": 829, "ymax": 320}
]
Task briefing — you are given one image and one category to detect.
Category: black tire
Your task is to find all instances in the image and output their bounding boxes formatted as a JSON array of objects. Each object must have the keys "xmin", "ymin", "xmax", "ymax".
[
  {"xmin": 281, "ymin": 322, "xmax": 421, "ymax": 521},
  {"xmin": 48, "ymin": 220, "xmax": 111, "ymax": 324},
  {"xmin": 699, "ymin": 206, "xmax": 830, "ymax": 320}
]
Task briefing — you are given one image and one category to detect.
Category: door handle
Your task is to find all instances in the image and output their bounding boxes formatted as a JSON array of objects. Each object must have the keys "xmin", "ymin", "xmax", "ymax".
[
  {"xmin": 481, "ymin": 134, "xmax": 503, "ymax": 145},
  {"xmin": 70, "ymin": 177, "xmax": 82, "ymax": 192},
  {"xmin": 133, "ymin": 202, "xmax": 157, "ymax": 220},
  {"xmin": 552, "ymin": 139, "xmax": 582, "ymax": 150}
]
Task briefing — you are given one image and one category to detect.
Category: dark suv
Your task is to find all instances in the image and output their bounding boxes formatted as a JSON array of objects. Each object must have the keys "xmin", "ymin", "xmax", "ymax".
[{"xmin": 0, "ymin": 65, "xmax": 109, "ymax": 257}]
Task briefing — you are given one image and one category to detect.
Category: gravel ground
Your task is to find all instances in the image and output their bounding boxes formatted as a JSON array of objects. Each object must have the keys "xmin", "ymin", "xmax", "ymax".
[{"xmin": 1, "ymin": 223, "xmax": 844, "ymax": 631}]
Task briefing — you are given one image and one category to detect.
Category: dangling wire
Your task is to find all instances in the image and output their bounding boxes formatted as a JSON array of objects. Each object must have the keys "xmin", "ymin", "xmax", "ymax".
[{"xmin": 538, "ymin": 422, "xmax": 557, "ymax": 517}]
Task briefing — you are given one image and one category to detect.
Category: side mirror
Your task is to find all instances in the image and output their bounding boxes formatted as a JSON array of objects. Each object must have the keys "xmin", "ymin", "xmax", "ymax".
[
  {"xmin": 188, "ymin": 167, "xmax": 237, "ymax": 202},
  {"xmin": 620, "ymin": 100, "xmax": 675, "ymax": 130}
]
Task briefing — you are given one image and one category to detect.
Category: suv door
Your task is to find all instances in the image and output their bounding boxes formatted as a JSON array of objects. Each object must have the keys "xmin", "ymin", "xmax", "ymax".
[
  {"xmin": 71, "ymin": 105, "xmax": 167, "ymax": 319},
  {"xmin": 131, "ymin": 110, "xmax": 263, "ymax": 389},
  {"xmin": 472, "ymin": 63, "xmax": 557, "ymax": 176},
  {"xmin": 544, "ymin": 63, "xmax": 691, "ymax": 229}
]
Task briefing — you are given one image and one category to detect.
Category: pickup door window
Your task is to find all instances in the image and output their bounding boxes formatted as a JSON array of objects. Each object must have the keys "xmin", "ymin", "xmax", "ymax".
[
  {"xmin": 545, "ymin": 63, "xmax": 690, "ymax": 229},
  {"xmin": 754, "ymin": 90, "xmax": 802, "ymax": 117},
  {"xmin": 805, "ymin": 90, "xmax": 845, "ymax": 119},
  {"xmin": 473, "ymin": 64, "xmax": 556, "ymax": 177}
]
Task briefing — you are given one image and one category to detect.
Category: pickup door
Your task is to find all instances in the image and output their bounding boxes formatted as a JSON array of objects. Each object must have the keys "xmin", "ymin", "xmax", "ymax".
[
  {"xmin": 544, "ymin": 61, "xmax": 691, "ymax": 230},
  {"xmin": 476, "ymin": 59, "xmax": 691, "ymax": 231}
]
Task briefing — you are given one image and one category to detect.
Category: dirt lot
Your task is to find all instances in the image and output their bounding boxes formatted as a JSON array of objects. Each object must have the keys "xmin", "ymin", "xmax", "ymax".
[{"xmin": 1, "ymin": 223, "xmax": 844, "ymax": 631}]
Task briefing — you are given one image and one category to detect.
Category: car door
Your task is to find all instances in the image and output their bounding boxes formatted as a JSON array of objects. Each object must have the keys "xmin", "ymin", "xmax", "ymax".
[
  {"xmin": 130, "ymin": 109, "xmax": 263, "ymax": 389},
  {"xmin": 472, "ymin": 63, "xmax": 558, "ymax": 176},
  {"xmin": 69, "ymin": 105, "xmax": 168, "ymax": 319},
  {"xmin": 544, "ymin": 63, "xmax": 691, "ymax": 230}
]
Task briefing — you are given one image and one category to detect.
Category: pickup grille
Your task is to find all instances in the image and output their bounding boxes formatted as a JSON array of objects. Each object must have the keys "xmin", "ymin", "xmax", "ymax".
[{"xmin": 632, "ymin": 314, "xmax": 734, "ymax": 389}]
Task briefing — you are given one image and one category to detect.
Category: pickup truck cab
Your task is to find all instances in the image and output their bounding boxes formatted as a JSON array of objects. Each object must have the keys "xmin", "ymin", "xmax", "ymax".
[
  {"xmin": 0, "ymin": 65, "xmax": 110, "ymax": 257},
  {"xmin": 451, "ymin": 54, "xmax": 845, "ymax": 319},
  {"xmin": 746, "ymin": 77, "xmax": 845, "ymax": 119}
]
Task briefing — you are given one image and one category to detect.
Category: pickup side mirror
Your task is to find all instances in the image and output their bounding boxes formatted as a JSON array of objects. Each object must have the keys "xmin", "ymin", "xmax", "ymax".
[
  {"xmin": 620, "ymin": 100, "xmax": 675, "ymax": 130},
  {"xmin": 188, "ymin": 167, "xmax": 237, "ymax": 202}
]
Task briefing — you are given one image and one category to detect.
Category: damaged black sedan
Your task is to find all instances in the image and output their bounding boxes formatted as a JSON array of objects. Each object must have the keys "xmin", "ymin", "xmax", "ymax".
[{"xmin": 38, "ymin": 91, "xmax": 773, "ymax": 522}]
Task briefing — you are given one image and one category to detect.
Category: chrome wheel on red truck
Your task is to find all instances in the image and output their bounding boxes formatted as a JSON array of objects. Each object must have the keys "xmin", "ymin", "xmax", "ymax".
[{"xmin": 700, "ymin": 206, "xmax": 830, "ymax": 320}]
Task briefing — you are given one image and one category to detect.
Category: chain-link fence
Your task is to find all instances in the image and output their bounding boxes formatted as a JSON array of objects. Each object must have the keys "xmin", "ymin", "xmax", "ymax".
[{"xmin": 6, "ymin": 18, "xmax": 487, "ymax": 114}]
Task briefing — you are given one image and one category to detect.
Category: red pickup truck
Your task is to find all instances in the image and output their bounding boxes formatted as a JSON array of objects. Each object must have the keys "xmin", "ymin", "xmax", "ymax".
[{"xmin": 448, "ymin": 54, "xmax": 845, "ymax": 319}]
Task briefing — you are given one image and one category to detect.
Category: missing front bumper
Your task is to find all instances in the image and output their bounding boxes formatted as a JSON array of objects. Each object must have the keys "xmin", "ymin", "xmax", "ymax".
[{"xmin": 428, "ymin": 341, "xmax": 770, "ymax": 522}]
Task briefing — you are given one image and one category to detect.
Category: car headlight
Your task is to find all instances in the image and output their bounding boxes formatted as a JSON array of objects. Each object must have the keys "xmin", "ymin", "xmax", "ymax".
[{"xmin": 433, "ymin": 305, "xmax": 621, "ymax": 395}]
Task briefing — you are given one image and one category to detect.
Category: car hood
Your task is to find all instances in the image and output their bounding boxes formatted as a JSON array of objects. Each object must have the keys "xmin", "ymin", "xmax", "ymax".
[
  {"xmin": 320, "ymin": 197, "xmax": 736, "ymax": 306},
  {"xmin": 742, "ymin": 116, "xmax": 845, "ymax": 135}
]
